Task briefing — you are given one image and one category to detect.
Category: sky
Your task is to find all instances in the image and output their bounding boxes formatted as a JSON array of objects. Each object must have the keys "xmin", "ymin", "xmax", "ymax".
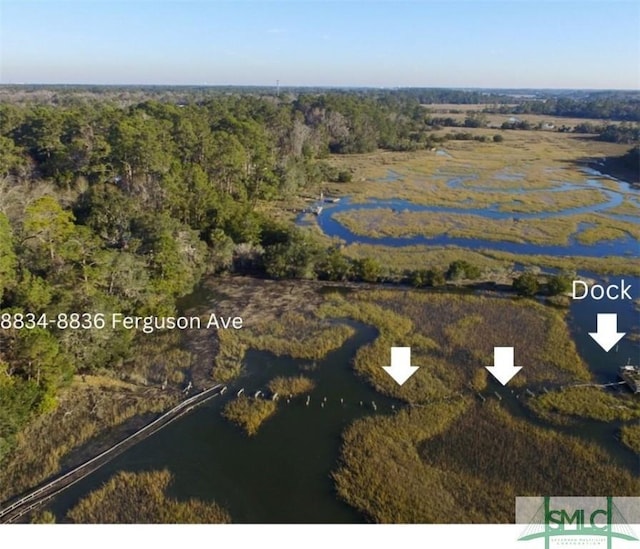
[{"xmin": 1, "ymin": 0, "xmax": 639, "ymax": 89}]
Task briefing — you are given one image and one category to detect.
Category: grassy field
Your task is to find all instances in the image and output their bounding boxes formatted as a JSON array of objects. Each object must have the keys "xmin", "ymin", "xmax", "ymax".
[
  {"xmin": 66, "ymin": 470, "xmax": 230, "ymax": 523},
  {"xmin": 419, "ymin": 104, "xmax": 627, "ymax": 130}
]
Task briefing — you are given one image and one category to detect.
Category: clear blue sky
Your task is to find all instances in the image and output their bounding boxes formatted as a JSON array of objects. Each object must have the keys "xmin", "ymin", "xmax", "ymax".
[{"xmin": 1, "ymin": 0, "xmax": 639, "ymax": 89}]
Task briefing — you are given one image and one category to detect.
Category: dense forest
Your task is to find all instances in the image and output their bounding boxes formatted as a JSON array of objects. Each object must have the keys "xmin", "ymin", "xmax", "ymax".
[
  {"xmin": 0, "ymin": 88, "xmax": 638, "ymax": 464},
  {"xmin": 0, "ymin": 91, "xmax": 425, "ymax": 461}
]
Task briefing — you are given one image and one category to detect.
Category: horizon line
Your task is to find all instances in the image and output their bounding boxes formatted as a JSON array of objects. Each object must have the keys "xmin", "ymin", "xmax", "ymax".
[{"xmin": 1, "ymin": 83, "xmax": 639, "ymax": 93}]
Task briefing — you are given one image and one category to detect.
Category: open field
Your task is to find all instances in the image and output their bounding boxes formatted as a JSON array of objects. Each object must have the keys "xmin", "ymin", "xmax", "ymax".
[{"xmin": 420, "ymin": 104, "xmax": 630, "ymax": 128}]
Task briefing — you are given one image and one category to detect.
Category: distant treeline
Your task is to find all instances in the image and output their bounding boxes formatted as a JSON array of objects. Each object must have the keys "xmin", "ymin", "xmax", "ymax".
[
  {"xmin": 0, "ymin": 89, "xmax": 633, "ymax": 463},
  {"xmin": 428, "ymin": 113, "xmax": 639, "ymax": 144},
  {"xmin": 486, "ymin": 96, "xmax": 640, "ymax": 122},
  {"xmin": 0, "ymin": 91, "xmax": 503, "ymax": 459}
]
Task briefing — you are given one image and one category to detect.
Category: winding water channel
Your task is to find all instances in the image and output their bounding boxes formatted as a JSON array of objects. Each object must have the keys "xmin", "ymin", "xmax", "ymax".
[
  {"xmin": 306, "ymin": 168, "xmax": 639, "ymax": 257},
  {"xmin": 42, "ymin": 167, "xmax": 639, "ymax": 523},
  {"xmin": 43, "ymin": 275, "xmax": 640, "ymax": 523}
]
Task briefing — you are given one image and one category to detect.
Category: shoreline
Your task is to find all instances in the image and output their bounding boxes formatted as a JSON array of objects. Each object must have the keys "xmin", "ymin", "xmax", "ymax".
[
  {"xmin": 588, "ymin": 158, "xmax": 640, "ymax": 188},
  {"xmin": 0, "ymin": 272, "xmax": 608, "ymax": 518}
]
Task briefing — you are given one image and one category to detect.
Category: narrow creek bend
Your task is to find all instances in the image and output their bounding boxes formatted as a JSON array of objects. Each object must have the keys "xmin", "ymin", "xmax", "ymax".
[
  {"xmin": 46, "ymin": 321, "xmax": 399, "ymax": 523},
  {"xmin": 43, "ymin": 276, "xmax": 640, "ymax": 522},
  {"xmin": 302, "ymin": 169, "xmax": 639, "ymax": 257}
]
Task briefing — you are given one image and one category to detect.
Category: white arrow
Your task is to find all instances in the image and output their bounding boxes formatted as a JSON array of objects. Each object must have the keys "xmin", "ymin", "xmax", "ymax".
[
  {"xmin": 485, "ymin": 347, "xmax": 522, "ymax": 386},
  {"xmin": 589, "ymin": 313, "xmax": 625, "ymax": 352},
  {"xmin": 383, "ymin": 347, "xmax": 419, "ymax": 386}
]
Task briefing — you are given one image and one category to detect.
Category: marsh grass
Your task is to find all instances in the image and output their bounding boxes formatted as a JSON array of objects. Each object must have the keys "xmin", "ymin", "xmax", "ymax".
[
  {"xmin": 419, "ymin": 402, "xmax": 638, "ymax": 517},
  {"xmin": 267, "ymin": 375, "xmax": 315, "ymax": 396},
  {"xmin": 607, "ymin": 200, "xmax": 640, "ymax": 216},
  {"xmin": 222, "ymin": 396, "xmax": 277, "ymax": 436},
  {"xmin": 120, "ymin": 331, "xmax": 192, "ymax": 385},
  {"xmin": 0, "ymin": 378, "xmax": 176, "ymax": 503},
  {"xmin": 340, "ymin": 242, "xmax": 640, "ymax": 276},
  {"xmin": 320, "ymin": 289, "xmax": 588, "ymax": 403},
  {"xmin": 576, "ymin": 214, "xmax": 640, "ymax": 244},
  {"xmin": 213, "ymin": 310, "xmax": 355, "ymax": 382},
  {"xmin": 342, "ymin": 243, "xmax": 514, "ymax": 274},
  {"xmin": 527, "ymin": 386, "xmax": 640, "ymax": 423},
  {"xmin": 236, "ymin": 312, "xmax": 355, "ymax": 360},
  {"xmin": 334, "ymin": 209, "xmax": 584, "ymax": 245},
  {"xmin": 66, "ymin": 470, "xmax": 230, "ymax": 523},
  {"xmin": 317, "ymin": 131, "xmax": 636, "ymax": 256},
  {"xmin": 620, "ymin": 423, "xmax": 640, "ymax": 455},
  {"xmin": 332, "ymin": 398, "xmax": 472, "ymax": 523},
  {"xmin": 333, "ymin": 399, "xmax": 639, "ymax": 523},
  {"xmin": 484, "ymin": 250, "xmax": 640, "ymax": 276}
]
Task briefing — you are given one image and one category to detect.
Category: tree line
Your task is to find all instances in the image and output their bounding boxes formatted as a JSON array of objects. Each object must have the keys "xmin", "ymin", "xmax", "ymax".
[
  {"xmin": 0, "ymin": 88, "xmax": 624, "ymax": 463},
  {"xmin": 0, "ymin": 91, "xmax": 491, "ymax": 459}
]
